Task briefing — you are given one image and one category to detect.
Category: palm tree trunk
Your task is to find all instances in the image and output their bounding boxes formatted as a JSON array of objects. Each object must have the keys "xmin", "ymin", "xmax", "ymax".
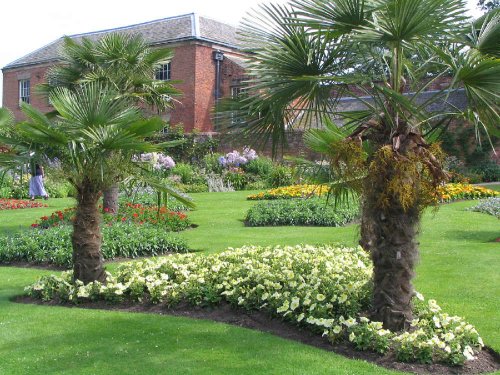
[
  {"xmin": 103, "ymin": 184, "xmax": 119, "ymax": 214},
  {"xmin": 72, "ymin": 180, "xmax": 106, "ymax": 284},
  {"xmin": 360, "ymin": 170, "xmax": 420, "ymax": 332}
]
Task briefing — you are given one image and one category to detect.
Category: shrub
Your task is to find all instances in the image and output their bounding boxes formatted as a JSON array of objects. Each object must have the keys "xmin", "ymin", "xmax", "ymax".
[
  {"xmin": 44, "ymin": 179, "xmax": 75, "ymax": 198},
  {"xmin": 471, "ymin": 162, "xmax": 500, "ymax": 183},
  {"xmin": 26, "ymin": 244, "xmax": 484, "ymax": 365},
  {"xmin": 468, "ymin": 197, "xmax": 500, "ymax": 218},
  {"xmin": 242, "ymin": 157, "xmax": 274, "ymax": 178},
  {"xmin": 0, "ymin": 223, "xmax": 189, "ymax": 267},
  {"xmin": 202, "ymin": 153, "xmax": 225, "ymax": 174},
  {"xmin": 171, "ymin": 163, "xmax": 203, "ymax": 185},
  {"xmin": 224, "ymin": 169, "xmax": 248, "ymax": 190},
  {"xmin": 268, "ymin": 165, "xmax": 294, "ymax": 187},
  {"xmin": 245, "ymin": 198, "xmax": 359, "ymax": 227}
]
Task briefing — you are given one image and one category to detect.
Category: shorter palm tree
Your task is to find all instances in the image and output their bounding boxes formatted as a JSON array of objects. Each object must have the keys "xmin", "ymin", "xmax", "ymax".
[{"xmin": 1, "ymin": 83, "xmax": 191, "ymax": 284}]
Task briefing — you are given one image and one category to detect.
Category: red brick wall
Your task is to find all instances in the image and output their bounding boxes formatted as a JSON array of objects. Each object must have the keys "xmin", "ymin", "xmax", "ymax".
[
  {"xmin": 193, "ymin": 45, "xmax": 217, "ymax": 132},
  {"xmin": 169, "ymin": 43, "xmax": 197, "ymax": 131},
  {"xmin": 2, "ymin": 42, "xmax": 248, "ymax": 133},
  {"xmin": 2, "ymin": 63, "xmax": 54, "ymax": 121}
]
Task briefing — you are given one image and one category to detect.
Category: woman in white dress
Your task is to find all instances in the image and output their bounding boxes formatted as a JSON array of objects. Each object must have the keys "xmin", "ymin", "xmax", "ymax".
[{"xmin": 29, "ymin": 164, "xmax": 49, "ymax": 200}]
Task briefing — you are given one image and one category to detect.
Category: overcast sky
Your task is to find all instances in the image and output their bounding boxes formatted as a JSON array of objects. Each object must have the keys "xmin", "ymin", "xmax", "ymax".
[{"xmin": 0, "ymin": 0, "xmax": 483, "ymax": 105}]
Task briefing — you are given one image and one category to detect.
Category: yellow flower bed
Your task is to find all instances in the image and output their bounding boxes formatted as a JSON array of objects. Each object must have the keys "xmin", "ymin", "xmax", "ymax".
[
  {"xmin": 248, "ymin": 183, "xmax": 499, "ymax": 202},
  {"xmin": 247, "ymin": 184, "xmax": 329, "ymax": 200},
  {"xmin": 437, "ymin": 183, "xmax": 499, "ymax": 202}
]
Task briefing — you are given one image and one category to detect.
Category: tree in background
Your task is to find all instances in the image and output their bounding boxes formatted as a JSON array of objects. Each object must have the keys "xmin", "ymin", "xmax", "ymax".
[
  {"xmin": 228, "ymin": 0, "xmax": 499, "ymax": 331},
  {"xmin": 39, "ymin": 33, "xmax": 181, "ymax": 213}
]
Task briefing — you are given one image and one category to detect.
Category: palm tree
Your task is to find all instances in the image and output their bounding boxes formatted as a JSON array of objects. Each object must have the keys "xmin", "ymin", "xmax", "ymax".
[
  {"xmin": 228, "ymin": 0, "xmax": 499, "ymax": 331},
  {"xmin": 1, "ymin": 83, "xmax": 191, "ymax": 284},
  {"xmin": 38, "ymin": 33, "xmax": 181, "ymax": 213}
]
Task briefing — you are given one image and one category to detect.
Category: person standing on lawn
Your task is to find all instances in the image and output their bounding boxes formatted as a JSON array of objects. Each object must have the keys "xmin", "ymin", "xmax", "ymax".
[{"xmin": 29, "ymin": 164, "xmax": 48, "ymax": 200}]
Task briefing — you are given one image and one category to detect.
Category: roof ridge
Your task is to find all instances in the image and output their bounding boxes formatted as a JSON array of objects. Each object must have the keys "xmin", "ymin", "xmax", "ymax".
[{"xmin": 66, "ymin": 12, "xmax": 197, "ymax": 39}]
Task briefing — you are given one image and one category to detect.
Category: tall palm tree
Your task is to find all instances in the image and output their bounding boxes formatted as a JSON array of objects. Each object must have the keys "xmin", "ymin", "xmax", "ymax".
[
  {"xmin": 1, "ymin": 83, "xmax": 191, "ymax": 284},
  {"xmin": 228, "ymin": 0, "xmax": 500, "ymax": 331},
  {"xmin": 38, "ymin": 33, "xmax": 181, "ymax": 213}
]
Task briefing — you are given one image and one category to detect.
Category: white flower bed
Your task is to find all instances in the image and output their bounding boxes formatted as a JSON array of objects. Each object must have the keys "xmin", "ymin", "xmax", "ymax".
[{"xmin": 26, "ymin": 245, "xmax": 483, "ymax": 365}]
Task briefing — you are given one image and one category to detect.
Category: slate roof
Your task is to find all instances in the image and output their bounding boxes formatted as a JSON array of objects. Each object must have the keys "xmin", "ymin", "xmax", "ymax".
[{"xmin": 3, "ymin": 13, "xmax": 241, "ymax": 69}]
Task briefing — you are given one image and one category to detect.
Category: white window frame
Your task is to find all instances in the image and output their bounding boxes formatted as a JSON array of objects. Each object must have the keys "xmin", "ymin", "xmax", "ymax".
[
  {"xmin": 19, "ymin": 79, "xmax": 30, "ymax": 105},
  {"xmin": 155, "ymin": 62, "xmax": 171, "ymax": 81},
  {"xmin": 231, "ymin": 86, "xmax": 244, "ymax": 99}
]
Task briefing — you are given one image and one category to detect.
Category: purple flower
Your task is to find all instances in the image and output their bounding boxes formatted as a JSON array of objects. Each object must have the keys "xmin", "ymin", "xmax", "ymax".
[{"xmin": 242, "ymin": 147, "xmax": 258, "ymax": 161}]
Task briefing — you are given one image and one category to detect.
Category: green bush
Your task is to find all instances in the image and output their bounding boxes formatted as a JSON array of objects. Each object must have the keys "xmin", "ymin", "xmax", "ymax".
[
  {"xmin": 0, "ymin": 223, "xmax": 190, "ymax": 268},
  {"xmin": 268, "ymin": 165, "xmax": 294, "ymax": 187},
  {"xmin": 224, "ymin": 171, "xmax": 248, "ymax": 190},
  {"xmin": 202, "ymin": 153, "xmax": 224, "ymax": 174},
  {"xmin": 171, "ymin": 182, "xmax": 209, "ymax": 193},
  {"xmin": 44, "ymin": 179, "xmax": 75, "ymax": 198},
  {"xmin": 245, "ymin": 198, "xmax": 359, "ymax": 227},
  {"xmin": 471, "ymin": 162, "xmax": 500, "ymax": 183},
  {"xmin": 170, "ymin": 163, "xmax": 206, "ymax": 185},
  {"xmin": 243, "ymin": 157, "xmax": 274, "ymax": 178}
]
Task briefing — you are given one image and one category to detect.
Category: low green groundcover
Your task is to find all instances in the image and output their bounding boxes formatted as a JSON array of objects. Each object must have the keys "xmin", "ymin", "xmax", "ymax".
[
  {"xmin": 27, "ymin": 245, "xmax": 483, "ymax": 365},
  {"xmin": 245, "ymin": 198, "xmax": 359, "ymax": 227},
  {"xmin": 0, "ymin": 223, "xmax": 189, "ymax": 267}
]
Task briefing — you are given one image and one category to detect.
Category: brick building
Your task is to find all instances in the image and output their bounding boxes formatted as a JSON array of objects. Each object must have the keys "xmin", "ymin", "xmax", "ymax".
[{"xmin": 2, "ymin": 13, "xmax": 247, "ymax": 133}]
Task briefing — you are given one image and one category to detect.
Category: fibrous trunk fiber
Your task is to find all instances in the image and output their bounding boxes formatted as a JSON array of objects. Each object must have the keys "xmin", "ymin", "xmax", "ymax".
[
  {"xmin": 72, "ymin": 181, "xmax": 105, "ymax": 284},
  {"xmin": 360, "ymin": 180, "xmax": 420, "ymax": 332},
  {"xmin": 102, "ymin": 184, "xmax": 119, "ymax": 214}
]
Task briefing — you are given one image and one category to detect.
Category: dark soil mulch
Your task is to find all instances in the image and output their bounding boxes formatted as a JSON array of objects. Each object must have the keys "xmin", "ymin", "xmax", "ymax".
[{"xmin": 14, "ymin": 296, "xmax": 500, "ymax": 375}]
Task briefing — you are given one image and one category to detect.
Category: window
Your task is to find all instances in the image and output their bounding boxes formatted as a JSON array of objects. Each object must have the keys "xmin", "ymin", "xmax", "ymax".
[
  {"xmin": 155, "ymin": 63, "xmax": 171, "ymax": 81},
  {"xmin": 231, "ymin": 86, "xmax": 245, "ymax": 99},
  {"xmin": 19, "ymin": 79, "xmax": 30, "ymax": 104}
]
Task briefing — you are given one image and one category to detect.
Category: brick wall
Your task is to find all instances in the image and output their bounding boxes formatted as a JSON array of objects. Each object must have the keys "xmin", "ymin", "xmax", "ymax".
[
  {"xmin": 2, "ymin": 63, "xmax": 54, "ymax": 121},
  {"xmin": 169, "ymin": 43, "xmax": 197, "ymax": 131},
  {"xmin": 2, "ymin": 42, "xmax": 248, "ymax": 133}
]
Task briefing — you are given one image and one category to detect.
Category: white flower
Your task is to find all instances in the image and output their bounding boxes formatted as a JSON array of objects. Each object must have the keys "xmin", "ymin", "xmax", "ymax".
[
  {"xmin": 290, "ymin": 297, "xmax": 300, "ymax": 311},
  {"xmin": 316, "ymin": 293, "xmax": 326, "ymax": 302},
  {"xmin": 332, "ymin": 325, "xmax": 342, "ymax": 334},
  {"xmin": 349, "ymin": 332, "xmax": 356, "ymax": 342},
  {"xmin": 297, "ymin": 313, "xmax": 305, "ymax": 322},
  {"xmin": 343, "ymin": 317, "xmax": 357, "ymax": 328},
  {"xmin": 433, "ymin": 316, "xmax": 441, "ymax": 328},
  {"xmin": 463, "ymin": 346, "xmax": 475, "ymax": 361},
  {"xmin": 277, "ymin": 300, "xmax": 290, "ymax": 313},
  {"xmin": 415, "ymin": 291, "xmax": 425, "ymax": 301},
  {"xmin": 443, "ymin": 332, "xmax": 455, "ymax": 342}
]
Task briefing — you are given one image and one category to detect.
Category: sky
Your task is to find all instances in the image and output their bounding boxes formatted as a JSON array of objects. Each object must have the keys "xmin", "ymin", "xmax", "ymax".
[{"xmin": 0, "ymin": 0, "xmax": 484, "ymax": 105}]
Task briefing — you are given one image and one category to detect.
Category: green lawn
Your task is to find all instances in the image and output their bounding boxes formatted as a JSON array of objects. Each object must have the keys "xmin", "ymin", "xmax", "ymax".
[
  {"xmin": 0, "ymin": 198, "xmax": 75, "ymax": 234},
  {"xmin": 0, "ymin": 192, "xmax": 498, "ymax": 374}
]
